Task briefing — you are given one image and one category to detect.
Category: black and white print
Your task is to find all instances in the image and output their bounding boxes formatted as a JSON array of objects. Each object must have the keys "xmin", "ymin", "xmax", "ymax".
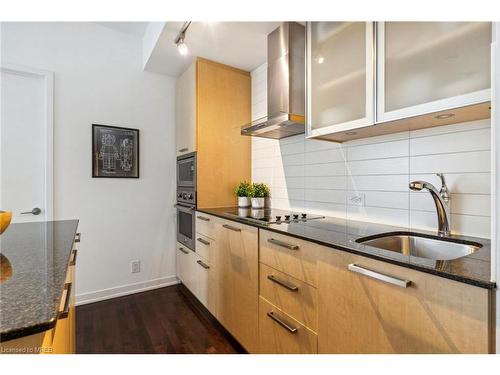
[{"xmin": 92, "ymin": 124, "xmax": 139, "ymax": 178}]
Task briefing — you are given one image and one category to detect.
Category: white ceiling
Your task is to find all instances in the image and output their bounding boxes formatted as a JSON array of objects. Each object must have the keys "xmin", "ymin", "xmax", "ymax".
[
  {"xmin": 96, "ymin": 22, "xmax": 149, "ymax": 37},
  {"xmin": 145, "ymin": 22, "xmax": 281, "ymax": 77}
]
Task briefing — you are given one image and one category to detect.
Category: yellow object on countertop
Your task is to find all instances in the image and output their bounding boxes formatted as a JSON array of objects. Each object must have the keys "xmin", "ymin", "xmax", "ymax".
[{"xmin": 0, "ymin": 211, "xmax": 12, "ymax": 235}]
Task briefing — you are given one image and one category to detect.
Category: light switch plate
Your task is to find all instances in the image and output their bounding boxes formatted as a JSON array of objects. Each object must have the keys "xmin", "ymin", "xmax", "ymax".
[{"xmin": 348, "ymin": 193, "xmax": 365, "ymax": 206}]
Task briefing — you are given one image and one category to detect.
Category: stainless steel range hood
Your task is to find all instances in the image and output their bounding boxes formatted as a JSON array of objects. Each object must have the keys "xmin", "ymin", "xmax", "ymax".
[{"xmin": 241, "ymin": 22, "xmax": 305, "ymax": 139}]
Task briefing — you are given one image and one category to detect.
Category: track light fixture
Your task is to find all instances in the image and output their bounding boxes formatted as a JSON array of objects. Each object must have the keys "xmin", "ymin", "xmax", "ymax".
[{"xmin": 175, "ymin": 21, "xmax": 192, "ymax": 56}]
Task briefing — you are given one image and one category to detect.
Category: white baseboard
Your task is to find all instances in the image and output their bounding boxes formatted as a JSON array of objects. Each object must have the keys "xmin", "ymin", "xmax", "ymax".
[{"xmin": 75, "ymin": 275, "xmax": 180, "ymax": 306}]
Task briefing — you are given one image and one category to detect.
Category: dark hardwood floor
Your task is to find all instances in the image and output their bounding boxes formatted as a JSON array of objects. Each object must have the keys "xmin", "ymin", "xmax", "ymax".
[{"xmin": 76, "ymin": 284, "xmax": 243, "ymax": 354}]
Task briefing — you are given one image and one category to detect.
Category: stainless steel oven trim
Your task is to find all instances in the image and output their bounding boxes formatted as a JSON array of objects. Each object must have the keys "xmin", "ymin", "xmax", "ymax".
[
  {"xmin": 176, "ymin": 202, "xmax": 196, "ymax": 250},
  {"xmin": 177, "ymin": 152, "xmax": 196, "ymax": 188}
]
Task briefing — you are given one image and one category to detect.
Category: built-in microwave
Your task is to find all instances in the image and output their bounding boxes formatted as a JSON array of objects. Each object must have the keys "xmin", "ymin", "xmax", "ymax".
[{"xmin": 177, "ymin": 152, "xmax": 196, "ymax": 188}]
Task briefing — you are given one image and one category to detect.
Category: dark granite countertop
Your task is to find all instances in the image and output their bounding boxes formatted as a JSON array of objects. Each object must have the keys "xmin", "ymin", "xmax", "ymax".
[
  {"xmin": 0, "ymin": 220, "xmax": 79, "ymax": 342},
  {"xmin": 197, "ymin": 207, "xmax": 494, "ymax": 289}
]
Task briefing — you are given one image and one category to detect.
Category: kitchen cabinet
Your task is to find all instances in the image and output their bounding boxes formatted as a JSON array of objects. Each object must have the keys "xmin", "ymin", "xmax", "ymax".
[
  {"xmin": 213, "ymin": 219, "xmax": 259, "ymax": 353},
  {"xmin": 175, "ymin": 58, "xmax": 251, "ymax": 208},
  {"xmin": 377, "ymin": 22, "xmax": 492, "ymax": 123},
  {"xmin": 317, "ymin": 249, "xmax": 492, "ymax": 353},
  {"xmin": 258, "ymin": 297, "xmax": 318, "ymax": 354},
  {"xmin": 1, "ymin": 232, "xmax": 79, "ymax": 354},
  {"xmin": 175, "ymin": 62, "xmax": 196, "ymax": 156},
  {"xmin": 307, "ymin": 22, "xmax": 375, "ymax": 137},
  {"xmin": 306, "ymin": 21, "xmax": 492, "ymax": 142},
  {"xmin": 176, "ymin": 242, "xmax": 191, "ymax": 286},
  {"xmin": 177, "ymin": 241, "xmax": 210, "ymax": 309}
]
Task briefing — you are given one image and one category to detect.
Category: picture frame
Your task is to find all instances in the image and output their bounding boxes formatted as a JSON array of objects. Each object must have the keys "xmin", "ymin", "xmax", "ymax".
[{"xmin": 92, "ymin": 124, "xmax": 140, "ymax": 178}]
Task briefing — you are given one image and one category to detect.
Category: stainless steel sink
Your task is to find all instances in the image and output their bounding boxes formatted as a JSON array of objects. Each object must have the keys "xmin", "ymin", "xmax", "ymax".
[{"xmin": 355, "ymin": 233, "xmax": 482, "ymax": 261}]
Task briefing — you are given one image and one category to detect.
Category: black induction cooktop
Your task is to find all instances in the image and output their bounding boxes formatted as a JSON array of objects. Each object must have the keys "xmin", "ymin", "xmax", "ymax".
[{"xmin": 224, "ymin": 207, "xmax": 324, "ymax": 226}]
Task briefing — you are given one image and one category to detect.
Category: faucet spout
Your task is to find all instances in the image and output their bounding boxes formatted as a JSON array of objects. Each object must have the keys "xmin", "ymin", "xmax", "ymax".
[{"xmin": 409, "ymin": 176, "xmax": 451, "ymax": 237}]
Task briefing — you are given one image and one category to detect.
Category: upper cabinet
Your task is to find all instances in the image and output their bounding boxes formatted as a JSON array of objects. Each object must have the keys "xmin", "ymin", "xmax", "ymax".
[
  {"xmin": 306, "ymin": 22, "xmax": 492, "ymax": 142},
  {"xmin": 175, "ymin": 57, "xmax": 252, "ymax": 208},
  {"xmin": 307, "ymin": 22, "xmax": 375, "ymax": 137},
  {"xmin": 175, "ymin": 62, "xmax": 196, "ymax": 156},
  {"xmin": 377, "ymin": 22, "xmax": 492, "ymax": 123}
]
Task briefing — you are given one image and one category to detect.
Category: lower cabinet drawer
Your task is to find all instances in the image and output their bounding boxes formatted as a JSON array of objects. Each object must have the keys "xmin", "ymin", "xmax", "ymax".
[
  {"xmin": 195, "ymin": 212, "xmax": 217, "ymax": 240},
  {"xmin": 195, "ymin": 233, "xmax": 213, "ymax": 261},
  {"xmin": 259, "ymin": 263, "xmax": 318, "ymax": 332},
  {"xmin": 258, "ymin": 297, "xmax": 318, "ymax": 354},
  {"xmin": 260, "ymin": 230, "xmax": 322, "ymax": 287}
]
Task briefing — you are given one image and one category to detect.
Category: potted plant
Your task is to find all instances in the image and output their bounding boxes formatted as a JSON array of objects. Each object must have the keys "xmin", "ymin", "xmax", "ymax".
[
  {"xmin": 250, "ymin": 182, "xmax": 270, "ymax": 209},
  {"xmin": 234, "ymin": 181, "xmax": 252, "ymax": 208}
]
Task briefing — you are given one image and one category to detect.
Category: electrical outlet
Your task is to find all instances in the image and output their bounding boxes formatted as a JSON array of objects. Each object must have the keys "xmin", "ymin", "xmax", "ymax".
[
  {"xmin": 348, "ymin": 193, "xmax": 365, "ymax": 206},
  {"xmin": 131, "ymin": 260, "xmax": 141, "ymax": 273}
]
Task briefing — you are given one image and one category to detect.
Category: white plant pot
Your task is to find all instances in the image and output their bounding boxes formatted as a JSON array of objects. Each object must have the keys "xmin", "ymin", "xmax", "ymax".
[
  {"xmin": 264, "ymin": 197, "xmax": 271, "ymax": 208},
  {"xmin": 251, "ymin": 197, "xmax": 265, "ymax": 209},
  {"xmin": 238, "ymin": 196, "xmax": 251, "ymax": 208}
]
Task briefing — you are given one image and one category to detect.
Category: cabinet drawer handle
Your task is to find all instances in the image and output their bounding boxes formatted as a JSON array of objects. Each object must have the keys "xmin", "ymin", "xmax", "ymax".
[
  {"xmin": 267, "ymin": 238, "xmax": 299, "ymax": 250},
  {"xmin": 197, "ymin": 260, "xmax": 210, "ymax": 269},
  {"xmin": 178, "ymin": 247, "xmax": 189, "ymax": 255},
  {"xmin": 178, "ymin": 148, "xmax": 189, "ymax": 153},
  {"xmin": 348, "ymin": 264, "xmax": 411, "ymax": 288},
  {"xmin": 69, "ymin": 249, "xmax": 77, "ymax": 266},
  {"xmin": 266, "ymin": 311, "xmax": 297, "ymax": 334},
  {"xmin": 197, "ymin": 216, "xmax": 210, "ymax": 222},
  {"xmin": 74, "ymin": 232, "xmax": 81, "ymax": 243},
  {"xmin": 57, "ymin": 283, "xmax": 72, "ymax": 319},
  {"xmin": 197, "ymin": 237, "xmax": 210, "ymax": 246},
  {"xmin": 223, "ymin": 224, "xmax": 241, "ymax": 232},
  {"xmin": 267, "ymin": 275, "xmax": 298, "ymax": 292}
]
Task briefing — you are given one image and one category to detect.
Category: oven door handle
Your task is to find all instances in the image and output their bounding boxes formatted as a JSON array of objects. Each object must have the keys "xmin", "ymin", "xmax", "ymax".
[{"xmin": 174, "ymin": 204, "xmax": 195, "ymax": 212}]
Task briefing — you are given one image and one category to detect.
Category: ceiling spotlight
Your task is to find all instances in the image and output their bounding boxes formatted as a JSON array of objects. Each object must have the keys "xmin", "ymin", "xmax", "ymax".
[
  {"xmin": 434, "ymin": 113, "xmax": 455, "ymax": 120},
  {"xmin": 174, "ymin": 21, "xmax": 192, "ymax": 56},
  {"xmin": 316, "ymin": 56, "xmax": 325, "ymax": 64},
  {"xmin": 177, "ymin": 40, "xmax": 188, "ymax": 55}
]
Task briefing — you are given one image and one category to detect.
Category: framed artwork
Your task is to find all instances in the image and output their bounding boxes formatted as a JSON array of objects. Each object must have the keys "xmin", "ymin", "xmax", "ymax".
[{"xmin": 92, "ymin": 124, "xmax": 139, "ymax": 178}]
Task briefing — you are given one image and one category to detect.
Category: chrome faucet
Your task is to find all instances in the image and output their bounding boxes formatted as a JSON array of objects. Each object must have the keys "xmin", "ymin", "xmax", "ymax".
[{"xmin": 409, "ymin": 173, "xmax": 451, "ymax": 237}]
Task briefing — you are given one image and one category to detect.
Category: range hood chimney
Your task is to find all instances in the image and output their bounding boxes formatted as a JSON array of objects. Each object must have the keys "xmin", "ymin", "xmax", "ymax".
[{"xmin": 241, "ymin": 22, "xmax": 306, "ymax": 139}]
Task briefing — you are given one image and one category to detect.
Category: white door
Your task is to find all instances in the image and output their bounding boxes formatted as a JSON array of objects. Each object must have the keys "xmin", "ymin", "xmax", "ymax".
[{"xmin": 0, "ymin": 65, "xmax": 53, "ymax": 223}]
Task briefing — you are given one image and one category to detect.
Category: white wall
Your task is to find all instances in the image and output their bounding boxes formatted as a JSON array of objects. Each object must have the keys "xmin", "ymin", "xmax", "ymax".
[
  {"xmin": 1, "ymin": 22, "xmax": 178, "ymax": 304},
  {"xmin": 252, "ymin": 63, "xmax": 491, "ymax": 238}
]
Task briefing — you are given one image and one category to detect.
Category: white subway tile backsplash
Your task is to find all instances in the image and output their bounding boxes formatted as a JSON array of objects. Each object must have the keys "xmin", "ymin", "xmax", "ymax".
[
  {"xmin": 305, "ymin": 176, "xmax": 347, "ymax": 190},
  {"xmin": 410, "ymin": 150, "xmax": 491, "ymax": 174},
  {"xmin": 305, "ymin": 148, "xmax": 347, "ymax": 164},
  {"xmin": 346, "ymin": 158, "xmax": 409, "ymax": 176},
  {"xmin": 409, "ymin": 128, "xmax": 490, "ymax": 156},
  {"xmin": 250, "ymin": 63, "xmax": 491, "ymax": 238},
  {"xmin": 347, "ymin": 139, "xmax": 409, "ymax": 161},
  {"xmin": 305, "ymin": 189, "xmax": 347, "ymax": 204},
  {"xmin": 347, "ymin": 206, "xmax": 409, "ymax": 228},
  {"xmin": 348, "ymin": 175, "xmax": 410, "ymax": 192},
  {"xmin": 304, "ymin": 162, "xmax": 346, "ymax": 177}
]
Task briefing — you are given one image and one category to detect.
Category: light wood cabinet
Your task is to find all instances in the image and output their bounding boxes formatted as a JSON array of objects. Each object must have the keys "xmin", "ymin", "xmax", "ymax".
[
  {"xmin": 175, "ymin": 58, "xmax": 251, "ymax": 208},
  {"xmin": 260, "ymin": 229, "xmax": 322, "ymax": 287},
  {"xmin": 259, "ymin": 263, "xmax": 318, "ymax": 332},
  {"xmin": 318, "ymin": 248, "xmax": 493, "ymax": 353},
  {"xmin": 175, "ymin": 62, "xmax": 196, "ymax": 156},
  {"xmin": 177, "ymin": 241, "xmax": 210, "ymax": 309},
  {"xmin": 258, "ymin": 297, "xmax": 318, "ymax": 354},
  {"xmin": 212, "ymin": 219, "xmax": 259, "ymax": 352}
]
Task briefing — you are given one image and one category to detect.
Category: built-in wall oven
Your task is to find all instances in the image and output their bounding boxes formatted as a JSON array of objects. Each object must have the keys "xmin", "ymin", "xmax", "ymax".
[{"xmin": 176, "ymin": 153, "xmax": 196, "ymax": 250}]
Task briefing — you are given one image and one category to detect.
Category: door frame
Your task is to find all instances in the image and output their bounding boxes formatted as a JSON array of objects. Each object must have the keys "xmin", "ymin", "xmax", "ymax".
[{"xmin": 0, "ymin": 63, "xmax": 54, "ymax": 220}]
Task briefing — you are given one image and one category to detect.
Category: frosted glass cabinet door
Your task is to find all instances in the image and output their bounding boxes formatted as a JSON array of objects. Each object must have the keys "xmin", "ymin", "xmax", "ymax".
[
  {"xmin": 307, "ymin": 22, "xmax": 375, "ymax": 137},
  {"xmin": 378, "ymin": 22, "xmax": 492, "ymax": 122}
]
